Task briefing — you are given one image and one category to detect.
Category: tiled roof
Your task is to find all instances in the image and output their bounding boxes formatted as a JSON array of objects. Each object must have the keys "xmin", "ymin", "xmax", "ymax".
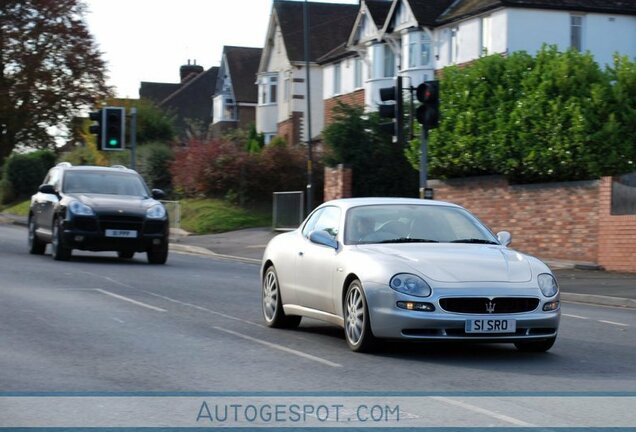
[
  {"xmin": 366, "ymin": 0, "xmax": 393, "ymax": 25},
  {"xmin": 139, "ymin": 82, "xmax": 181, "ymax": 103},
  {"xmin": 407, "ymin": 0, "xmax": 457, "ymax": 27},
  {"xmin": 224, "ymin": 46, "xmax": 262, "ymax": 103},
  {"xmin": 317, "ymin": 42, "xmax": 356, "ymax": 65},
  {"xmin": 438, "ymin": 0, "xmax": 636, "ymax": 24},
  {"xmin": 274, "ymin": 0, "xmax": 359, "ymax": 62}
]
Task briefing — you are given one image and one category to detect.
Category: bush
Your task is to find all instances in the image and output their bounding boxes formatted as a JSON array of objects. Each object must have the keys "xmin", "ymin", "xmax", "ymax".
[
  {"xmin": 137, "ymin": 143, "xmax": 174, "ymax": 193},
  {"xmin": 171, "ymin": 138, "xmax": 319, "ymax": 205},
  {"xmin": 1, "ymin": 150, "xmax": 56, "ymax": 203},
  {"xmin": 407, "ymin": 45, "xmax": 636, "ymax": 183}
]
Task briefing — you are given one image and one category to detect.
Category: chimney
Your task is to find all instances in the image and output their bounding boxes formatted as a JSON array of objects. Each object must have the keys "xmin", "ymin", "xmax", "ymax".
[{"xmin": 180, "ymin": 59, "xmax": 204, "ymax": 83}]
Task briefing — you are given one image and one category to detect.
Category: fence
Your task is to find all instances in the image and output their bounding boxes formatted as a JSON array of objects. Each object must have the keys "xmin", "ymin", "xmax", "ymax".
[{"xmin": 272, "ymin": 191, "xmax": 304, "ymax": 231}]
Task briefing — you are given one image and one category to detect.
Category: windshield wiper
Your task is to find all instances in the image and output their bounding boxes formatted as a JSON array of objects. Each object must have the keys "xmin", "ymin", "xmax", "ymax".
[
  {"xmin": 450, "ymin": 238, "xmax": 498, "ymax": 245},
  {"xmin": 379, "ymin": 237, "xmax": 439, "ymax": 244}
]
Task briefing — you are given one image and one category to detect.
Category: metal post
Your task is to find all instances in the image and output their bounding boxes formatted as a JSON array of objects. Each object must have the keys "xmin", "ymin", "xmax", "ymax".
[
  {"xmin": 130, "ymin": 107, "xmax": 137, "ymax": 171},
  {"xmin": 419, "ymin": 127, "xmax": 428, "ymax": 199},
  {"xmin": 303, "ymin": 0, "xmax": 313, "ymax": 216}
]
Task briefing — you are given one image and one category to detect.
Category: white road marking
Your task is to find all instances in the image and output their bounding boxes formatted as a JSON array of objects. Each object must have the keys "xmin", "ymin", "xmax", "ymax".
[
  {"xmin": 598, "ymin": 320, "xmax": 629, "ymax": 327},
  {"xmin": 112, "ymin": 317, "xmax": 125, "ymax": 324},
  {"xmin": 142, "ymin": 291, "xmax": 263, "ymax": 327},
  {"xmin": 213, "ymin": 326, "xmax": 343, "ymax": 368},
  {"xmin": 95, "ymin": 289, "xmax": 166, "ymax": 312},
  {"xmin": 430, "ymin": 396, "xmax": 536, "ymax": 427},
  {"xmin": 563, "ymin": 313, "xmax": 589, "ymax": 320}
]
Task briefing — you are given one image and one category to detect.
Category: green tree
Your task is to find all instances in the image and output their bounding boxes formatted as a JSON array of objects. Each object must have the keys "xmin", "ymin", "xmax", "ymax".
[
  {"xmin": 111, "ymin": 99, "xmax": 176, "ymax": 144},
  {"xmin": 0, "ymin": 0, "xmax": 111, "ymax": 163},
  {"xmin": 323, "ymin": 102, "xmax": 418, "ymax": 197}
]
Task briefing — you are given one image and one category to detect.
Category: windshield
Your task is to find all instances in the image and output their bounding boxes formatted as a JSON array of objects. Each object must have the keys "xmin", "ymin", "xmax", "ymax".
[
  {"xmin": 344, "ymin": 204, "xmax": 498, "ymax": 245},
  {"xmin": 63, "ymin": 171, "xmax": 149, "ymax": 197}
]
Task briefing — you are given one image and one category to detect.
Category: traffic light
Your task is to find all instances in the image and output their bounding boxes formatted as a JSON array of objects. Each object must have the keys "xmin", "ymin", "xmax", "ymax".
[
  {"xmin": 103, "ymin": 107, "xmax": 125, "ymax": 151},
  {"xmin": 416, "ymin": 80, "xmax": 440, "ymax": 128},
  {"xmin": 88, "ymin": 110, "xmax": 103, "ymax": 146},
  {"xmin": 378, "ymin": 76, "xmax": 404, "ymax": 145}
]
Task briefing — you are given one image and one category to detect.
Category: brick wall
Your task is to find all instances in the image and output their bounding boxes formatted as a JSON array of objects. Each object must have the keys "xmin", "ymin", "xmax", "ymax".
[
  {"xmin": 277, "ymin": 112, "xmax": 303, "ymax": 145},
  {"xmin": 324, "ymin": 164, "xmax": 352, "ymax": 201},
  {"xmin": 324, "ymin": 89, "xmax": 365, "ymax": 127},
  {"xmin": 598, "ymin": 177, "xmax": 636, "ymax": 272},
  {"xmin": 429, "ymin": 176, "xmax": 601, "ymax": 263}
]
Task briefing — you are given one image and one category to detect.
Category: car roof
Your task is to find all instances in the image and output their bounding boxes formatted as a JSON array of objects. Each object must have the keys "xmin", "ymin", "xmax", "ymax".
[
  {"xmin": 56, "ymin": 164, "xmax": 137, "ymax": 174},
  {"xmin": 321, "ymin": 197, "xmax": 461, "ymax": 212}
]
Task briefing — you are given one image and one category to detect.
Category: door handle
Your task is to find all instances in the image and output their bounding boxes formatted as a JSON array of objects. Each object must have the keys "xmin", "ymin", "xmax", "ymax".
[{"xmin": 298, "ymin": 251, "xmax": 304, "ymax": 256}]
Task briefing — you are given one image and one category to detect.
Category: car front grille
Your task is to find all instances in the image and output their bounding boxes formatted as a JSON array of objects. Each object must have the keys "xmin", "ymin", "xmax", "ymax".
[
  {"xmin": 98, "ymin": 214, "xmax": 144, "ymax": 232},
  {"xmin": 439, "ymin": 297, "xmax": 540, "ymax": 314}
]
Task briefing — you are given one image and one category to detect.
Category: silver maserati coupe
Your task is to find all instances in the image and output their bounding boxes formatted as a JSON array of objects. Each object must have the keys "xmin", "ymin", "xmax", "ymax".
[{"xmin": 261, "ymin": 198, "xmax": 560, "ymax": 353}]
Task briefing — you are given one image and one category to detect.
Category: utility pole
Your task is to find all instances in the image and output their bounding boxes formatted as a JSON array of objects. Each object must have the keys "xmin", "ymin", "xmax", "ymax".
[
  {"xmin": 303, "ymin": 0, "xmax": 314, "ymax": 215},
  {"xmin": 130, "ymin": 107, "xmax": 137, "ymax": 171}
]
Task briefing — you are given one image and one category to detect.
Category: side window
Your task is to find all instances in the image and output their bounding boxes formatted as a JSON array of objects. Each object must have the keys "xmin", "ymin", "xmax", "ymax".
[
  {"xmin": 301, "ymin": 208, "xmax": 324, "ymax": 238},
  {"xmin": 313, "ymin": 207, "xmax": 341, "ymax": 239}
]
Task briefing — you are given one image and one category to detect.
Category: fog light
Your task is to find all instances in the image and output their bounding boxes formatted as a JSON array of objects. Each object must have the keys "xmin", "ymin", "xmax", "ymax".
[
  {"xmin": 74, "ymin": 235, "xmax": 84, "ymax": 242},
  {"xmin": 397, "ymin": 301, "xmax": 435, "ymax": 312},
  {"xmin": 153, "ymin": 239, "xmax": 161, "ymax": 245},
  {"xmin": 543, "ymin": 301, "xmax": 560, "ymax": 311}
]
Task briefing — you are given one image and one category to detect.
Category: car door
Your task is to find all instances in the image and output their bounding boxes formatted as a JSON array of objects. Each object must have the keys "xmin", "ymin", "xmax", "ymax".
[
  {"xmin": 295, "ymin": 206, "xmax": 341, "ymax": 314},
  {"xmin": 33, "ymin": 169, "xmax": 59, "ymax": 236}
]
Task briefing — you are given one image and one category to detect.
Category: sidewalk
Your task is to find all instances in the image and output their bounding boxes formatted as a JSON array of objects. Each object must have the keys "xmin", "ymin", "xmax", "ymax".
[{"xmin": 3, "ymin": 213, "xmax": 635, "ymax": 308}]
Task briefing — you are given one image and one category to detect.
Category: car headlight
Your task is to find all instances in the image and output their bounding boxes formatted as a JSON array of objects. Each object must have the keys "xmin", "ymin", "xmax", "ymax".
[
  {"xmin": 389, "ymin": 273, "xmax": 432, "ymax": 297},
  {"xmin": 538, "ymin": 273, "xmax": 558, "ymax": 297},
  {"xmin": 146, "ymin": 204, "xmax": 166, "ymax": 219},
  {"xmin": 68, "ymin": 200, "xmax": 94, "ymax": 216}
]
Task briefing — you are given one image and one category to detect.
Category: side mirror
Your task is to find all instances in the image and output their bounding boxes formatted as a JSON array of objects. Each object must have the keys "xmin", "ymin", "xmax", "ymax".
[
  {"xmin": 497, "ymin": 231, "xmax": 512, "ymax": 247},
  {"xmin": 151, "ymin": 189, "xmax": 165, "ymax": 200},
  {"xmin": 38, "ymin": 184, "xmax": 56, "ymax": 195},
  {"xmin": 309, "ymin": 230, "xmax": 339, "ymax": 250}
]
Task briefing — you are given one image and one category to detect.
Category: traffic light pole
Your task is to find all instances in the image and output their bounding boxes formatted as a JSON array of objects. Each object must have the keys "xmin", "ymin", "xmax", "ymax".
[
  {"xmin": 130, "ymin": 108, "xmax": 137, "ymax": 171},
  {"xmin": 419, "ymin": 127, "xmax": 428, "ymax": 199}
]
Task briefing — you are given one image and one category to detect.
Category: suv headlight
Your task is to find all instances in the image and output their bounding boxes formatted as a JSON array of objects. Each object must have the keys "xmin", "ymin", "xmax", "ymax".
[
  {"xmin": 389, "ymin": 273, "xmax": 432, "ymax": 297},
  {"xmin": 68, "ymin": 200, "xmax": 94, "ymax": 216},
  {"xmin": 146, "ymin": 204, "xmax": 166, "ymax": 219},
  {"xmin": 538, "ymin": 273, "xmax": 558, "ymax": 297}
]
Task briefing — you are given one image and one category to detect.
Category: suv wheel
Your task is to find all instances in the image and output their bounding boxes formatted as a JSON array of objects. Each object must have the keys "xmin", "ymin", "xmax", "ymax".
[
  {"xmin": 28, "ymin": 215, "xmax": 46, "ymax": 255},
  {"xmin": 147, "ymin": 242, "xmax": 168, "ymax": 264},
  {"xmin": 51, "ymin": 218, "xmax": 72, "ymax": 261}
]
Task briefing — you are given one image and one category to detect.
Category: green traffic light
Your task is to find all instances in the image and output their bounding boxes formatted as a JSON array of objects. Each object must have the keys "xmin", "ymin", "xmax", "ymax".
[{"xmin": 109, "ymin": 138, "xmax": 118, "ymax": 146}]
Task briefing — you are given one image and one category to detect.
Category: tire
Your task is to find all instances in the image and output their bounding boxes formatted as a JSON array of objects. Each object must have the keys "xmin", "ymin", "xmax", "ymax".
[
  {"xmin": 118, "ymin": 250, "xmax": 135, "ymax": 259},
  {"xmin": 262, "ymin": 266, "xmax": 301, "ymax": 329},
  {"xmin": 344, "ymin": 279, "xmax": 376, "ymax": 353},
  {"xmin": 51, "ymin": 218, "xmax": 71, "ymax": 261},
  {"xmin": 28, "ymin": 215, "xmax": 46, "ymax": 255},
  {"xmin": 514, "ymin": 336, "xmax": 556, "ymax": 353},
  {"xmin": 146, "ymin": 242, "xmax": 168, "ymax": 264}
]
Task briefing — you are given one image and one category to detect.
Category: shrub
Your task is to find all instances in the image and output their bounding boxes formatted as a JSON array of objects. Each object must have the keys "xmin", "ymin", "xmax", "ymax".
[
  {"xmin": 137, "ymin": 143, "xmax": 174, "ymax": 193},
  {"xmin": 1, "ymin": 150, "xmax": 56, "ymax": 203}
]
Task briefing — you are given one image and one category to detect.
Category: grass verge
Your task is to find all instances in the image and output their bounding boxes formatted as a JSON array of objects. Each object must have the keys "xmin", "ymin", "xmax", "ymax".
[
  {"xmin": 180, "ymin": 199, "xmax": 270, "ymax": 234},
  {"xmin": 1, "ymin": 200, "xmax": 30, "ymax": 216}
]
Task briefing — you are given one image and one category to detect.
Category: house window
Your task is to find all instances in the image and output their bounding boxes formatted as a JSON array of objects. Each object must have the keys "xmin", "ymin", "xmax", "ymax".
[
  {"xmin": 333, "ymin": 62, "xmax": 342, "ymax": 95},
  {"xmin": 480, "ymin": 15, "xmax": 491, "ymax": 56},
  {"xmin": 259, "ymin": 75, "xmax": 278, "ymax": 105},
  {"xmin": 373, "ymin": 44, "xmax": 395, "ymax": 78},
  {"xmin": 383, "ymin": 45, "xmax": 395, "ymax": 77},
  {"xmin": 354, "ymin": 58, "xmax": 363, "ymax": 88},
  {"xmin": 450, "ymin": 28, "xmax": 459, "ymax": 64},
  {"xmin": 571, "ymin": 15, "xmax": 583, "ymax": 51},
  {"xmin": 408, "ymin": 32, "xmax": 431, "ymax": 68}
]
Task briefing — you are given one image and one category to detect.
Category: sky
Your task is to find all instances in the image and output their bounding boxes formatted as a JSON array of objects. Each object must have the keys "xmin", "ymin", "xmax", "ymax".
[{"xmin": 84, "ymin": 0, "xmax": 359, "ymax": 99}]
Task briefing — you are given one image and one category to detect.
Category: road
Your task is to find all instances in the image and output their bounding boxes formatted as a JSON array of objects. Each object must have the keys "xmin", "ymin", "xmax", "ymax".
[{"xmin": 1, "ymin": 222, "xmax": 635, "ymax": 393}]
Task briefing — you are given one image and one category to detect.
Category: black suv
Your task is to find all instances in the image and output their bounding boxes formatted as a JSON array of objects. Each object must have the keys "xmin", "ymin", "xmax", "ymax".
[{"xmin": 28, "ymin": 163, "xmax": 169, "ymax": 264}]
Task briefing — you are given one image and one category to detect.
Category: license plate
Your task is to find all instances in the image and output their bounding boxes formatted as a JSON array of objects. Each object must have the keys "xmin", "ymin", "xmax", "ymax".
[
  {"xmin": 465, "ymin": 319, "xmax": 516, "ymax": 333},
  {"xmin": 105, "ymin": 229, "xmax": 137, "ymax": 238}
]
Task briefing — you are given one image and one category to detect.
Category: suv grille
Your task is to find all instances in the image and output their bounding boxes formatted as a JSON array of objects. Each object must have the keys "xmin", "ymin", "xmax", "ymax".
[
  {"xmin": 439, "ymin": 297, "xmax": 539, "ymax": 314},
  {"xmin": 98, "ymin": 214, "xmax": 143, "ymax": 232}
]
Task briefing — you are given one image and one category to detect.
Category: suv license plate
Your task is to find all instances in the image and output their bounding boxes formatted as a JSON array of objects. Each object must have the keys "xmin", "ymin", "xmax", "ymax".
[
  {"xmin": 105, "ymin": 229, "xmax": 137, "ymax": 238},
  {"xmin": 465, "ymin": 319, "xmax": 516, "ymax": 333}
]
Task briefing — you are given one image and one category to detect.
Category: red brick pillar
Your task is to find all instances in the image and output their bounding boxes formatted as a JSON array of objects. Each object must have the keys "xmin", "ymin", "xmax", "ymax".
[{"xmin": 324, "ymin": 164, "xmax": 352, "ymax": 202}]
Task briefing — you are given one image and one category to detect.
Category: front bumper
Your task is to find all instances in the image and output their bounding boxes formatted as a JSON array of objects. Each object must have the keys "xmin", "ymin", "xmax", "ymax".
[
  {"xmin": 364, "ymin": 282, "xmax": 560, "ymax": 341},
  {"xmin": 61, "ymin": 216, "xmax": 168, "ymax": 252}
]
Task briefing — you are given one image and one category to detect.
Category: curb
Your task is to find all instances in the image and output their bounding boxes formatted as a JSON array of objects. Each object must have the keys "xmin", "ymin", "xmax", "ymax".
[{"xmin": 560, "ymin": 292, "xmax": 636, "ymax": 309}]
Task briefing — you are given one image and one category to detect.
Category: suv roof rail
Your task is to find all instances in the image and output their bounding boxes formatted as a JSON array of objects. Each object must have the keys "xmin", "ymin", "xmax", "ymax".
[
  {"xmin": 56, "ymin": 162, "xmax": 72, "ymax": 168},
  {"xmin": 110, "ymin": 165, "xmax": 128, "ymax": 170}
]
